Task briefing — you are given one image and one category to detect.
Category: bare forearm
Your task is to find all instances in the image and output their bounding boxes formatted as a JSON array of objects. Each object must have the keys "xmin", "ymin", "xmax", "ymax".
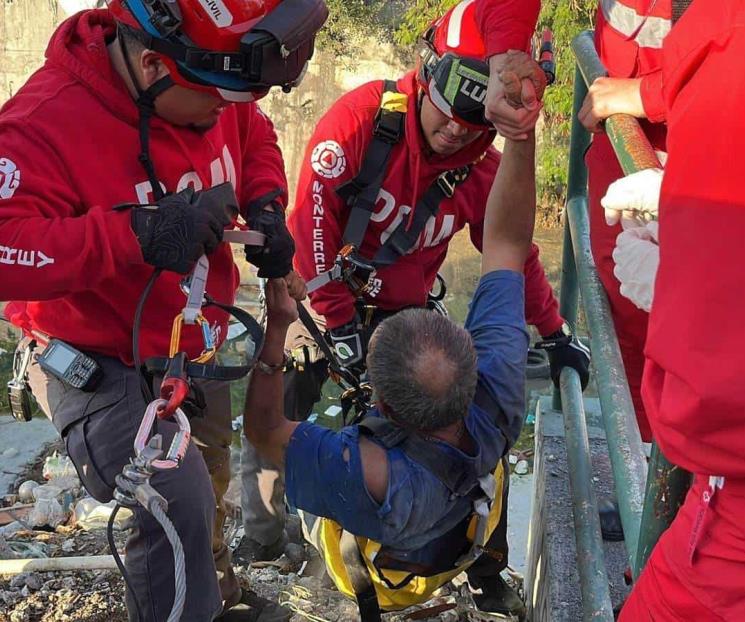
[
  {"xmin": 243, "ymin": 322, "xmax": 291, "ymax": 465},
  {"xmin": 482, "ymin": 133, "xmax": 536, "ymax": 274}
]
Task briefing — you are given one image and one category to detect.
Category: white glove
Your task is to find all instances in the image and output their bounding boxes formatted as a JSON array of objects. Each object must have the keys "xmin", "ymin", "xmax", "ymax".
[
  {"xmin": 612, "ymin": 222, "xmax": 659, "ymax": 312},
  {"xmin": 601, "ymin": 168, "xmax": 663, "ymax": 228}
]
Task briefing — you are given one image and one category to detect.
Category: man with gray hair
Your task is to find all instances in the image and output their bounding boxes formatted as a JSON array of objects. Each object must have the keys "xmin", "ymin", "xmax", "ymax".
[{"xmin": 243, "ymin": 129, "xmax": 537, "ymax": 620}]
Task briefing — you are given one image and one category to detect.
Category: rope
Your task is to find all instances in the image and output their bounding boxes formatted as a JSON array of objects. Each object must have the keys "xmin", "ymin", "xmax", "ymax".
[{"xmin": 150, "ymin": 502, "xmax": 186, "ymax": 622}]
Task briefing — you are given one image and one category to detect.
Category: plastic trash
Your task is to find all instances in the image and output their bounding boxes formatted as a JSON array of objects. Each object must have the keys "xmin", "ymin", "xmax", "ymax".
[
  {"xmin": 32, "ymin": 483, "xmax": 63, "ymax": 502},
  {"xmin": 73, "ymin": 497, "xmax": 133, "ymax": 531},
  {"xmin": 17, "ymin": 480, "xmax": 40, "ymax": 503},
  {"xmin": 27, "ymin": 498, "xmax": 66, "ymax": 528},
  {"xmin": 42, "ymin": 452, "xmax": 77, "ymax": 480},
  {"xmin": 514, "ymin": 460, "xmax": 530, "ymax": 475}
]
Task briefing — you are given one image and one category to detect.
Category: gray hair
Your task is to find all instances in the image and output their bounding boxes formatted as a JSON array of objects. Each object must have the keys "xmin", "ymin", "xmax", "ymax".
[{"xmin": 367, "ymin": 309, "xmax": 478, "ymax": 431}]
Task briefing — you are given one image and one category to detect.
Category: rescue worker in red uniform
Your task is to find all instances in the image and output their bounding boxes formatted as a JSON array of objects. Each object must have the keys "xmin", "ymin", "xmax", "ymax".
[
  {"xmin": 616, "ymin": 1, "xmax": 745, "ymax": 618},
  {"xmin": 477, "ymin": 0, "xmax": 671, "ymax": 443},
  {"xmin": 475, "ymin": 0, "xmax": 676, "ymax": 541},
  {"xmin": 239, "ymin": 3, "xmax": 590, "ymax": 618},
  {"xmin": 0, "ymin": 1, "xmax": 325, "ymax": 620}
]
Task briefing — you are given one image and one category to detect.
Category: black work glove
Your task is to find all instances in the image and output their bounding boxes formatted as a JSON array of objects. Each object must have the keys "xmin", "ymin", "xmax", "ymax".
[
  {"xmin": 244, "ymin": 208, "xmax": 295, "ymax": 278},
  {"xmin": 535, "ymin": 327, "xmax": 592, "ymax": 390},
  {"xmin": 329, "ymin": 320, "xmax": 366, "ymax": 376},
  {"xmin": 130, "ymin": 183, "xmax": 238, "ymax": 274}
]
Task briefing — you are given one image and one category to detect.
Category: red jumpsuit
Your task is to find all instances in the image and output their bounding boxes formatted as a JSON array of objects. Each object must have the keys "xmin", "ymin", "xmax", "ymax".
[
  {"xmin": 476, "ymin": 0, "xmax": 670, "ymax": 441},
  {"xmin": 618, "ymin": 1, "xmax": 745, "ymax": 618}
]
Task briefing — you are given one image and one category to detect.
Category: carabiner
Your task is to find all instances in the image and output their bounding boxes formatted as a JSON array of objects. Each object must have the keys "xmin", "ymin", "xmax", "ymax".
[
  {"xmin": 134, "ymin": 398, "xmax": 191, "ymax": 471},
  {"xmin": 170, "ymin": 313, "xmax": 216, "ymax": 363},
  {"xmin": 159, "ymin": 352, "xmax": 190, "ymax": 419}
]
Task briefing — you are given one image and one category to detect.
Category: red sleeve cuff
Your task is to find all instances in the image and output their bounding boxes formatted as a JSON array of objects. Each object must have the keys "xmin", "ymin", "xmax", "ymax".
[
  {"xmin": 640, "ymin": 71, "xmax": 666, "ymax": 123},
  {"xmin": 537, "ymin": 315, "xmax": 565, "ymax": 339}
]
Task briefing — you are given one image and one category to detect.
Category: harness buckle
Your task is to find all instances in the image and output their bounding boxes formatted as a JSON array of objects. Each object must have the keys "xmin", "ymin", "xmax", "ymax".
[
  {"xmin": 436, "ymin": 172, "xmax": 456, "ymax": 198},
  {"xmin": 373, "ymin": 108, "xmax": 405, "ymax": 144}
]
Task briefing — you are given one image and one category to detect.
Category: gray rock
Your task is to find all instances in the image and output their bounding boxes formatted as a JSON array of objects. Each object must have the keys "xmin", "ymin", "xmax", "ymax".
[
  {"xmin": 24, "ymin": 572, "xmax": 43, "ymax": 591},
  {"xmin": 9, "ymin": 573, "xmax": 28, "ymax": 589}
]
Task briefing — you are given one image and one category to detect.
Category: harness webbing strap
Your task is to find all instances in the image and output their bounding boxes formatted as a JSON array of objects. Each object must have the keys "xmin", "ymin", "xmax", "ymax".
[
  {"xmin": 295, "ymin": 302, "xmax": 358, "ymax": 387},
  {"xmin": 372, "ymin": 166, "xmax": 470, "ymax": 267},
  {"xmin": 338, "ymin": 80, "xmax": 405, "ymax": 250},
  {"xmin": 144, "ymin": 296, "xmax": 264, "ymax": 381},
  {"xmin": 672, "ymin": 0, "xmax": 692, "ymax": 24},
  {"xmin": 339, "ymin": 531, "xmax": 381, "ymax": 622},
  {"xmin": 358, "ymin": 417, "xmax": 478, "ymax": 497}
]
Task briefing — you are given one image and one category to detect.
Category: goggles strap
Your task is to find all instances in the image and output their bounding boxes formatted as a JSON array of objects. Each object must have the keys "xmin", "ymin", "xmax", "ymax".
[{"xmin": 119, "ymin": 27, "xmax": 174, "ymax": 201}]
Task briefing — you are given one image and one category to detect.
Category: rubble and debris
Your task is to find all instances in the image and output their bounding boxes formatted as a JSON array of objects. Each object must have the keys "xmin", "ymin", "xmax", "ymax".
[{"xmin": 0, "ymin": 445, "xmax": 523, "ymax": 622}]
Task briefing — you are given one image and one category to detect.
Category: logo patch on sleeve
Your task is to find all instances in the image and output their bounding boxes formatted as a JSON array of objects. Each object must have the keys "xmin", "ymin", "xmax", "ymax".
[
  {"xmin": 311, "ymin": 140, "xmax": 347, "ymax": 179},
  {"xmin": 0, "ymin": 158, "xmax": 21, "ymax": 199}
]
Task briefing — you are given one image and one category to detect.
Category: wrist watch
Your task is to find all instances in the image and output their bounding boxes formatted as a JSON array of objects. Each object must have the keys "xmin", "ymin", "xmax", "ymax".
[{"xmin": 255, "ymin": 353, "xmax": 290, "ymax": 375}]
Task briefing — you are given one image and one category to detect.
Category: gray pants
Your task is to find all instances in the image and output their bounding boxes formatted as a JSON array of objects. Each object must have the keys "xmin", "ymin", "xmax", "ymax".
[{"xmin": 27, "ymin": 343, "xmax": 239, "ymax": 622}]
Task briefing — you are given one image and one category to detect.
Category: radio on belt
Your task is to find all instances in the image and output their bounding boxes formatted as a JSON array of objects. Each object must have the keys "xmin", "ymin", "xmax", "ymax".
[{"xmin": 37, "ymin": 339, "xmax": 102, "ymax": 391}]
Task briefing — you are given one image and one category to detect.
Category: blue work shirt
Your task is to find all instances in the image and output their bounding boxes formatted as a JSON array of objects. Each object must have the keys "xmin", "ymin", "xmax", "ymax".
[{"xmin": 285, "ymin": 270, "xmax": 529, "ymax": 551}]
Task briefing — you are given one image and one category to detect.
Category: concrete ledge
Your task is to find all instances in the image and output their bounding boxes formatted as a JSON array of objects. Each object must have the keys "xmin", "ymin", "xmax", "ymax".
[{"xmin": 525, "ymin": 397, "xmax": 631, "ymax": 621}]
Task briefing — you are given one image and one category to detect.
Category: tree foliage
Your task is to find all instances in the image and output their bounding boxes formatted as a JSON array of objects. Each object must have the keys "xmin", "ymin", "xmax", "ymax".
[
  {"xmin": 537, "ymin": 0, "xmax": 596, "ymax": 206},
  {"xmin": 394, "ymin": 0, "xmax": 460, "ymax": 46},
  {"xmin": 317, "ymin": 0, "xmax": 389, "ymax": 57}
]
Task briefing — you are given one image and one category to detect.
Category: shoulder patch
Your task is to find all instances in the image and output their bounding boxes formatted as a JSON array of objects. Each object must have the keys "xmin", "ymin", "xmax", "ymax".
[
  {"xmin": 0, "ymin": 158, "xmax": 21, "ymax": 199},
  {"xmin": 311, "ymin": 140, "xmax": 347, "ymax": 179}
]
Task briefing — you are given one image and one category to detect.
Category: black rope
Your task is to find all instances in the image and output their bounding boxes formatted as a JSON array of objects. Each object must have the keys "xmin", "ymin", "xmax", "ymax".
[
  {"xmin": 108, "ymin": 504, "xmax": 144, "ymax": 622},
  {"xmin": 132, "ymin": 268, "xmax": 161, "ymax": 404}
]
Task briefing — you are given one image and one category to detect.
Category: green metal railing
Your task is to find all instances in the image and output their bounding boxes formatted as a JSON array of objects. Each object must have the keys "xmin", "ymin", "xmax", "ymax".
[{"xmin": 555, "ymin": 31, "xmax": 691, "ymax": 619}]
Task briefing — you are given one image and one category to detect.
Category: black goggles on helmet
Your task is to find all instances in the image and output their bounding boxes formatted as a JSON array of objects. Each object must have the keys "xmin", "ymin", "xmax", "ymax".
[
  {"xmin": 129, "ymin": 0, "xmax": 329, "ymax": 93},
  {"xmin": 421, "ymin": 48, "xmax": 491, "ymax": 129}
]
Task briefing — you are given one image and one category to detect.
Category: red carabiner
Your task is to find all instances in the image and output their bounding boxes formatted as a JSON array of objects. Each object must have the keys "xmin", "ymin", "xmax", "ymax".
[{"xmin": 159, "ymin": 352, "xmax": 189, "ymax": 419}]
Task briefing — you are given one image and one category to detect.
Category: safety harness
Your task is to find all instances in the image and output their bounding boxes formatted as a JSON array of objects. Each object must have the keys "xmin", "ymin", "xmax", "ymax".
[
  {"xmin": 336, "ymin": 80, "xmax": 471, "ymax": 268},
  {"xmin": 317, "ymin": 415, "xmax": 505, "ymax": 620},
  {"xmin": 297, "ymin": 81, "xmax": 472, "ymax": 418}
]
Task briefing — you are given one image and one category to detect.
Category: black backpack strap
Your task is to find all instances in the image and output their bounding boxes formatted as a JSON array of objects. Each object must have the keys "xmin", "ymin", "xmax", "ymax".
[
  {"xmin": 358, "ymin": 416, "xmax": 478, "ymax": 497},
  {"xmin": 337, "ymin": 80, "xmax": 406, "ymax": 249},
  {"xmin": 339, "ymin": 531, "xmax": 382, "ymax": 622},
  {"xmin": 372, "ymin": 166, "xmax": 471, "ymax": 267}
]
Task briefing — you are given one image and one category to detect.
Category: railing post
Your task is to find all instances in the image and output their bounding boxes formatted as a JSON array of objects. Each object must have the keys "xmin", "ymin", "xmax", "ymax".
[
  {"xmin": 569, "ymin": 30, "xmax": 690, "ymax": 576},
  {"xmin": 559, "ymin": 367, "xmax": 614, "ymax": 621},
  {"xmin": 554, "ymin": 66, "xmax": 590, "ymax": 410},
  {"xmin": 634, "ymin": 444, "xmax": 691, "ymax": 575}
]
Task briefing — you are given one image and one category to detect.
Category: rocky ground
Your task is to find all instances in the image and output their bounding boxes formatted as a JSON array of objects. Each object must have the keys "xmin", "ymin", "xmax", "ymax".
[{"xmin": 1, "ymin": 446, "xmax": 521, "ymax": 622}]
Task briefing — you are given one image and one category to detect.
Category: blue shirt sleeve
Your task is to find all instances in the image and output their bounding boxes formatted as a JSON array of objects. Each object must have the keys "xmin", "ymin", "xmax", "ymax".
[
  {"xmin": 465, "ymin": 270, "xmax": 529, "ymax": 448},
  {"xmin": 285, "ymin": 422, "xmax": 386, "ymax": 541}
]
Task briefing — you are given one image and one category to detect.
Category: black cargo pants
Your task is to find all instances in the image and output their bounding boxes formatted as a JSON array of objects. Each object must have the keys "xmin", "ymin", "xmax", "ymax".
[{"xmin": 26, "ymin": 341, "xmax": 238, "ymax": 622}]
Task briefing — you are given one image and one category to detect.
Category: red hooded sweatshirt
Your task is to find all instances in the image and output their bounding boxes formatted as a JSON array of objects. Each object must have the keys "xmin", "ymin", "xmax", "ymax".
[
  {"xmin": 288, "ymin": 72, "xmax": 562, "ymax": 334},
  {"xmin": 616, "ymin": 5, "xmax": 745, "ymax": 619},
  {"xmin": 0, "ymin": 10, "xmax": 287, "ymax": 363}
]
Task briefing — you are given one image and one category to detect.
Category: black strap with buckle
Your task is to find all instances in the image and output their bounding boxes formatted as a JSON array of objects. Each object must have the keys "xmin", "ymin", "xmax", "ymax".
[
  {"xmin": 144, "ymin": 295, "xmax": 264, "ymax": 381},
  {"xmin": 337, "ymin": 80, "xmax": 405, "ymax": 251},
  {"xmin": 372, "ymin": 166, "xmax": 470, "ymax": 267}
]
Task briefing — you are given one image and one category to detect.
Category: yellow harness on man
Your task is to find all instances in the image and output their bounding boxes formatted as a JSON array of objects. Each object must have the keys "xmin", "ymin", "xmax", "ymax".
[{"xmin": 302, "ymin": 412, "xmax": 506, "ymax": 621}]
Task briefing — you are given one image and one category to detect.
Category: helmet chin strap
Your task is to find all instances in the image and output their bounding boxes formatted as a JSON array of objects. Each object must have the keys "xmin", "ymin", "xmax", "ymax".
[{"xmin": 118, "ymin": 26, "xmax": 174, "ymax": 202}]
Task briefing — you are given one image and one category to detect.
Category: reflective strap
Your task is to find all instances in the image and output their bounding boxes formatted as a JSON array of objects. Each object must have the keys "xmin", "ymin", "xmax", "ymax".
[{"xmin": 599, "ymin": 0, "xmax": 671, "ymax": 49}]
